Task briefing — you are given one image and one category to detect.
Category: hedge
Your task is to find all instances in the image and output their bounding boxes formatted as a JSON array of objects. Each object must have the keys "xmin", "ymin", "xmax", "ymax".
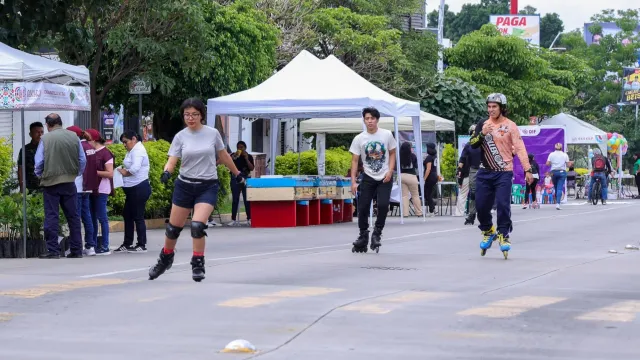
[
  {"xmin": 275, "ymin": 148, "xmax": 352, "ymax": 176},
  {"xmin": 106, "ymin": 140, "xmax": 231, "ymax": 219}
]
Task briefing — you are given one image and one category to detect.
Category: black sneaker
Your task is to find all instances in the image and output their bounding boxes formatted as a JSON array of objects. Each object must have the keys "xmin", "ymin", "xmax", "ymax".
[
  {"xmin": 149, "ymin": 249, "xmax": 175, "ymax": 280},
  {"xmin": 191, "ymin": 256, "xmax": 206, "ymax": 282},
  {"xmin": 113, "ymin": 245, "xmax": 129, "ymax": 253},
  {"xmin": 66, "ymin": 252, "xmax": 83, "ymax": 258},
  {"xmin": 128, "ymin": 245, "xmax": 147, "ymax": 253},
  {"xmin": 39, "ymin": 252, "xmax": 60, "ymax": 259}
]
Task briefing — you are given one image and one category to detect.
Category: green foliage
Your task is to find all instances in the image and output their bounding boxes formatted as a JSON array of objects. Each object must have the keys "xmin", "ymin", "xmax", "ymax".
[
  {"xmin": 0, "ymin": 138, "xmax": 13, "ymax": 189},
  {"xmin": 440, "ymin": 144, "xmax": 457, "ymax": 181},
  {"xmin": 419, "ymin": 75, "xmax": 487, "ymax": 134},
  {"xmin": 275, "ymin": 148, "xmax": 352, "ymax": 176},
  {"xmin": 445, "ymin": 24, "xmax": 587, "ymax": 123},
  {"xmin": 107, "ymin": 140, "xmax": 232, "ymax": 218}
]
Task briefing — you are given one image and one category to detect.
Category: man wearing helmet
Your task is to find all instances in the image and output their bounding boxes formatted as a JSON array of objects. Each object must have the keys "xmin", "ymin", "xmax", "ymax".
[
  {"xmin": 469, "ymin": 93, "xmax": 533, "ymax": 259},
  {"xmin": 458, "ymin": 123, "xmax": 482, "ymax": 224}
]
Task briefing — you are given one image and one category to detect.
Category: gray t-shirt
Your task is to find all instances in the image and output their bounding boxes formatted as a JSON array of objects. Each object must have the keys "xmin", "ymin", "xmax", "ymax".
[{"xmin": 168, "ymin": 125, "xmax": 225, "ymax": 180}]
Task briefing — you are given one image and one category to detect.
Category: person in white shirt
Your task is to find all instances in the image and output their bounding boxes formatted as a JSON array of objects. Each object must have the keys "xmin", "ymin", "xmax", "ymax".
[
  {"xmin": 349, "ymin": 107, "xmax": 397, "ymax": 253},
  {"xmin": 114, "ymin": 130, "xmax": 151, "ymax": 253},
  {"xmin": 546, "ymin": 143, "xmax": 570, "ymax": 210}
]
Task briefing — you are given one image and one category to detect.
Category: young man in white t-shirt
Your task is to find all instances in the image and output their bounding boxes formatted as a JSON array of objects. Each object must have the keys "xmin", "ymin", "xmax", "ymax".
[
  {"xmin": 545, "ymin": 143, "xmax": 570, "ymax": 209},
  {"xmin": 349, "ymin": 107, "xmax": 397, "ymax": 252}
]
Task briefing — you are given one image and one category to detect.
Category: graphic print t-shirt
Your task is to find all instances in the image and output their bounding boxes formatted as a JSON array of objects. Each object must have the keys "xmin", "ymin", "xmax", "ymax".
[{"xmin": 349, "ymin": 128, "xmax": 397, "ymax": 181}]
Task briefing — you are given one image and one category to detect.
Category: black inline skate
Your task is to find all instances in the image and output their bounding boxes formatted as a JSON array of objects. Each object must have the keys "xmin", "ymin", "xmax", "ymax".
[
  {"xmin": 370, "ymin": 227, "xmax": 382, "ymax": 253},
  {"xmin": 352, "ymin": 229, "xmax": 369, "ymax": 253},
  {"xmin": 148, "ymin": 249, "xmax": 175, "ymax": 280},
  {"xmin": 191, "ymin": 256, "xmax": 206, "ymax": 282}
]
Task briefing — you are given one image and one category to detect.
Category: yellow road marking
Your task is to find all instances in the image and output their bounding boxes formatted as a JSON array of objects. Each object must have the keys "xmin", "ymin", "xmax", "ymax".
[
  {"xmin": 0, "ymin": 278, "xmax": 132, "ymax": 299},
  {"xmin": 341, "ymin": 291, "xmax": 453, "ymax": 315},
  {"xmin": 218, "ymin": 287, "xmax": 344, "ymax": 308},
  {"xmin": 0, "ymin": 313, "xmax": 19, "ymax": 322},
  {"xmin": 576, "ymin": 301, "xmax": 640, "ymax": 322},
  {"xmin": 457, "ymin": 296, "xmax": 566, "ymax": 318}
]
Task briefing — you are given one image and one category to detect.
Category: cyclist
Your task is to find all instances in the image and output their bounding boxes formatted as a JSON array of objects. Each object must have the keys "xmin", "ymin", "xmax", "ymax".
[
  {"xmin": 469, "ymin": 93, "xmax": 533, "ymax": 259},
  {"xmin": 588, "ymin": 148, "xmax": 612, "ymax": 204}
]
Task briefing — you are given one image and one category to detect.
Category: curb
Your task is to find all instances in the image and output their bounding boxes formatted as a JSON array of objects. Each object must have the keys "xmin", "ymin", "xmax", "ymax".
[{"xmin": 108, "ymin": 213, "xmax": 248, "ymax": 233}]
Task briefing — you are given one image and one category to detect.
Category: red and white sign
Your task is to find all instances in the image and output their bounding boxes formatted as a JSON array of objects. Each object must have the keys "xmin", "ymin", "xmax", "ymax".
[{"xmin": 489, "ymin": 15, "xmax": 540, "ymax": 46}]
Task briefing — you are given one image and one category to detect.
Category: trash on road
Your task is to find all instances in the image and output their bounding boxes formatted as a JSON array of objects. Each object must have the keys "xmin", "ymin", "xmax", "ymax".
[
  {"xmin": 221, "ymin": 339, "xmax": 257, "ymax": 353},
  {"xmin": 625, "ymin": 245, "xmax": 639, "ymax": 250},
  {"xmin": 608, "ymin": 250, "xmax": 618, "ymax": 253}
]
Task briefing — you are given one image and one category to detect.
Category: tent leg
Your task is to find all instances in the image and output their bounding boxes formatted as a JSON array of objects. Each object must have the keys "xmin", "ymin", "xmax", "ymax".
[
  {"xmin": 393, "ymin": 117, "xmax": 404, "ymax": 224},
  {"xmin": 21, "ymin": 109, "xmax": 28, "ymax": 258}
]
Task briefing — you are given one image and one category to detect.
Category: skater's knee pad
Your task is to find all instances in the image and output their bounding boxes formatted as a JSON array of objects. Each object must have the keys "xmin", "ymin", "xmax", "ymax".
[
  {"xmin": 190, "ymin": 221, "xmax": 208, "ymax": 238},
  {"xmin": 165, "ymin": 220, "xmax": 183, "ymax": 240}
]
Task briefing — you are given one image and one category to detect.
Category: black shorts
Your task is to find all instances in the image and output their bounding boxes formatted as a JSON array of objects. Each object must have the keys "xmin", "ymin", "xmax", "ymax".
[{"xmin": 172, "ymin": 178, "xmax": 219, "ymax": 208}]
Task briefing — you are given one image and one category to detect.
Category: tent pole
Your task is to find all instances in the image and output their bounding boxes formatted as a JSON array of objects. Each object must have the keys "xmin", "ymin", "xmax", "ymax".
[
  {"xmin": 393, "ymin": 117, "xmax": 404, "ymax": 224},
  {"xmin": 21, "ymin": 108, "xmax": 28, "ymax": 258}
]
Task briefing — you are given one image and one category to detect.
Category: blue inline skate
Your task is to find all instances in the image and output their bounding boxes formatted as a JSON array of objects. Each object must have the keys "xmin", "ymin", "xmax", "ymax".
[
  {"xmin": 496, "ymin": 233, "xmax": 511, "ymax": 260},
  {"xmin": 479, "ymin": 225, "xmax": 496, "ymax": 257}
]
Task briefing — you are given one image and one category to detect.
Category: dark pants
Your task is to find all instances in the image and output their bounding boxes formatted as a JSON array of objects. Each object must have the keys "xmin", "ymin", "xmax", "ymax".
[
  {"xmin": 231, "ymin": 175, "xmax": 251, "ymax": 221},
  {"xmin": 476, "ymin": 169, "xmax": 513, "ymax": 235},
  {"xmin": 77, "ymin": 192, "xmax": 95, "ymax": 249},
  {"xmin": 123, "ymin": 180, "xmax": 151, "ymax": 247},
  {"xmin": 525, "ymin": 179, "xmax": 539, "ymax": 203},
  {"xmin": 43, "ymin": 182, "xmax": 82, "ymax": 255},
  {"xmin": 635, "ymin": 174, "xmax": 640, "ymax": 195},
  {"xmin": 423, "ymin": 176, "xmax": 437, "ymax": 213},
  {"xmin": 357, "ymin": 174, "xmax": 392, "ymax": 231}
]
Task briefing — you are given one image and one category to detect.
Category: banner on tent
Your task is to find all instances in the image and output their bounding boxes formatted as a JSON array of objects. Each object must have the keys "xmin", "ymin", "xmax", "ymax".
[
  {"xmin": 0, "ymin": 82, "xmax": 90, "ymax": 111},
  {"xmin": 399, "ymin": 131, "xmax": 435, "ymax": 159},
  {"xmin": 513, "ymin": 126, "xmax": 565, "ymax": 185}
]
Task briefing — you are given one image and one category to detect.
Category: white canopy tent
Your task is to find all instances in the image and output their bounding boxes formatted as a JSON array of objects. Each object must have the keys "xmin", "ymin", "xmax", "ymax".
[
  {"xmin": 0, "ymin": 41, "xmax": 90, "ymax": 258},
  {"xmin": 207, "ymin": 50, "xmax": 425, "ymax": 223},
  {"xmin": 540, "ymin": 113, "xmax": 607, "ymax": 154},
  {"xmin": 299, "ymin": 111, "xmax": 455, "ymax": 133}
]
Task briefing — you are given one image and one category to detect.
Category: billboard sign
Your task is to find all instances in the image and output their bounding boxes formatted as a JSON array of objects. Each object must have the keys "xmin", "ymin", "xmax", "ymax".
[
  {"xmin": 489, "ymin": 15, "xmax": 540, "ymax": 46},
  {"xmin": 621, "ymin": 67, "xmax": 640, "ymax": 105}
]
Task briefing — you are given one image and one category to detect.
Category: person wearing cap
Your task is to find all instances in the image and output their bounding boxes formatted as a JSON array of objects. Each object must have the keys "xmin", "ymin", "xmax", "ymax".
[
  {"xmin": 34, "ymin": 114, "xmax": 87, "ymax": 259},
  {"xmin": 67, "ymin": 125, "xmax": 98, "ymax": 255},
  {"xmin": 546, "ymin": 143, "xmax": 570, "ymax": 210},
  {"xmin": 86, "ymin": 128, "xmax": 115, "ymax": 255}
]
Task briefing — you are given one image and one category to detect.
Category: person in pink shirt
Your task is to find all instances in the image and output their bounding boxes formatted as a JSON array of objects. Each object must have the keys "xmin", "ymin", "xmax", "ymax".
[{"xmin": 85, "ymin": 128, "xmax": 114, "ymax": 255}]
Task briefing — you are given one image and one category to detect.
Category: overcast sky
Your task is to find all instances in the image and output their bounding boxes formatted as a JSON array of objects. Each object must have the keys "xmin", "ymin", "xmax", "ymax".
[{"xmin": 425, "ymin": 0, "xmax": 638, "ymax": 33}]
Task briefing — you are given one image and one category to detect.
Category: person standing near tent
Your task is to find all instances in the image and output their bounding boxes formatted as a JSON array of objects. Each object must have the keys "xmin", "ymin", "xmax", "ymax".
[
  {"xmin": 149, "ymin": 98, "xmax": 245, "ymax": 282},
  {"xmin": 35, "ymin": 114, "xmax": 87, "ymax": 259},
  {"xmin": 17, "ymin": 121, "xmax": 44, "ymax": 193},
  {"xmin": 469, "ymin": 94, "xmax": 533, "ymax": 259},
  {"xmin": 460, "ymin": 124, "xmax": 481, "ymax": 225},
  {"xmin": 546, "ymin": 143, "xmax": 570, "ymax": 210},
  {"xmin": 349, "ymin": 107, "xmax": 397, "ymax": 253}
]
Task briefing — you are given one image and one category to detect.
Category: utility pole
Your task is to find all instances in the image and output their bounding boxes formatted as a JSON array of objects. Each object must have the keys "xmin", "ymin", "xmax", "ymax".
[
  {"xmin": 437, "ymin": 0, "xmax": 445, "ymax": 73},
  {"xmin": 510, "ymin": 0, "xmax": 518, "ymax": 14}
]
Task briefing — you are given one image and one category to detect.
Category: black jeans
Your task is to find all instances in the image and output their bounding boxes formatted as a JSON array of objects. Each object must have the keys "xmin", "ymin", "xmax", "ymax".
[
  {"xmin": 525, "ymin": 179, "xmax": 538, "ymax": 203},
  {"xmin": 231, "ymin": 175, "xmax": 251, "ymax": 221},
  {"xmin": 122, "ymin": 179, "xmax": 151, "ymax": 247},
  {"xmin": 357, "ymin": 174, "xmax": 392, "ymax": 231},
  {"xmin": 423, "ymin": 176, "xmax": 437, "ymax": 213}
]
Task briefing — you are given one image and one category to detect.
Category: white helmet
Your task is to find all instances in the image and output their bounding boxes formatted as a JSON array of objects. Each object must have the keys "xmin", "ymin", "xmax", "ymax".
[{"xmin": 486, "ymin": 93, "xmax": 507, "ymax": 106}]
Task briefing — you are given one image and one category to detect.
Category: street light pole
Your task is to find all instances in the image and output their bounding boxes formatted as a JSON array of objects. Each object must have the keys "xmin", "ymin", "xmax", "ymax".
[{"xmin": 510, "ymin": 0, "xmax": 518, "ymax": 14}]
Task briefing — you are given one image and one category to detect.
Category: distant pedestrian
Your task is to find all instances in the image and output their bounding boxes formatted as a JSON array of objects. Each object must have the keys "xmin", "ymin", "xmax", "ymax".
[
  {"xmin": 113, "ymin": 130, "xmax": 151, "ymax": 253},
  {"xmin": 35, "ymin": 114, "xmax": 86, "ymax": 259},
  {"xmin": 17, "ymin": 121, "xmax": 44, "ymax": 193}
]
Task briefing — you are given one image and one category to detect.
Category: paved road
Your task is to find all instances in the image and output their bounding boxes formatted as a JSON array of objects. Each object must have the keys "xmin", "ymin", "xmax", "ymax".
[{"xmin": 1, "ymin": 201, "xmax": 639, "ymax": 360}]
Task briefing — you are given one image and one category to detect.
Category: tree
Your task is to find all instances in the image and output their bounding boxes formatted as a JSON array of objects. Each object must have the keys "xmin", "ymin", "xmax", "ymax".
[
  {"xmin": 540, "ymin": 13, "xmax": 564, "ymax": 48},
  {"xmin": 419, "ymin": 75, "xmax": 486, "ymax": 134},
  {"xmin": 48, "ymin": 0, "xmax": 220, "ymax": 128},
  {"xmin": 0, "ymin": 0, "xmax": 68, "ymax": 49},
  {"xmin": 428, "ymin": 0, "xmax": 509, "ymax": 42},
  {"xmin": 444, "ymin": 24, "xmax": 589, "ymax": 123}
]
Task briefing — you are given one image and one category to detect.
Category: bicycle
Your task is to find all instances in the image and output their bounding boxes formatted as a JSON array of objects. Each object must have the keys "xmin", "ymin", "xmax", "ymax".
[{"xmin": 591, "ymin": 177, "xmax": 602, "ymax": 205}]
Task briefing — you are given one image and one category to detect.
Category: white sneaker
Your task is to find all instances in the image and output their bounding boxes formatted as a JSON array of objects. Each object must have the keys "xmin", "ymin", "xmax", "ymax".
[
  {"xmin": 246, "ymin": 219, "xmax": 251, "ymax": 226},
  {"xmin": 96, "ymin": 251, "xmax": 111, "ymax": 256},
  {"xmin": 227, "ymin": 220, "xmax": 240, "ymax": 227},
  {"xmin": 207, "ymin": 219, "xmax": 220, "ymax": 227},
  {"xmin": 556, "ymin": 204, "xmax": 561, "ymax": 210},
  {"xmin": 83, "ymin": 247, "xmax": 96, "ymax": 256}
]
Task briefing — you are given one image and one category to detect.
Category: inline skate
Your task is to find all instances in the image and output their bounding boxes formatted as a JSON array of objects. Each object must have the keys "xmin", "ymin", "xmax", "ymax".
[
  {"xmin": 496, "ymin": 233, "xmax": 511, "ymax": 259},
  {"xmin": 479, "ymin": 225, "xmax": 497, "ymax": 256},
  {"xmin": 352, "ymin": 230, "xmax": 369, "ymax": 253},
  {"xmin": 370, "ymin": 227, "xmax": 382, "ymax": 253}
]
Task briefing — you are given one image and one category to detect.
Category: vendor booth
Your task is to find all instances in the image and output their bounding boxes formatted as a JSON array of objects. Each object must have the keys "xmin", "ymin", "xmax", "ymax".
[
  {"xmin": 539, "ymin": 113, "xmax": 607, "ymax": 158},
  {"xmin": 207, "ymin": 50, "xmax": 425, "ymax": 227},
  {"xmin": 0, "ymin": 41, "xmax": 90, "ymax": 257}
]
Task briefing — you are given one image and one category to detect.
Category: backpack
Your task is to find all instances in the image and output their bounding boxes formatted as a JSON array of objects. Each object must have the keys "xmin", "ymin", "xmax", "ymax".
[{"xmin": 593, "ymin": 154, "xmax": 606, "ymax": 171}]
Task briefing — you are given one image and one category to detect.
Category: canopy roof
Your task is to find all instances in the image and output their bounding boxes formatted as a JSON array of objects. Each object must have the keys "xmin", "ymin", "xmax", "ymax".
[
  {"xmin": 540, "ymin": 113, "xmax": 606, "ymax": 145},
  {"xmin": 300, "ymin": 111, "xmax": 455, "ymax": 133},
  {"xmin": 0, "ymin": 41, "xmax": 90, "ymax": 84},
  {"xmin": 207, "ymin": 50, "xmax": 420, "ymax": 122}
]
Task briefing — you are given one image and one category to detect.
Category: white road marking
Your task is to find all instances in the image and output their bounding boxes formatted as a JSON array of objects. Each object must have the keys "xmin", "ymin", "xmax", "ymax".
[{"xmin": 79, "ymin": 204, "xmax": 632, "ymax": 279}]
